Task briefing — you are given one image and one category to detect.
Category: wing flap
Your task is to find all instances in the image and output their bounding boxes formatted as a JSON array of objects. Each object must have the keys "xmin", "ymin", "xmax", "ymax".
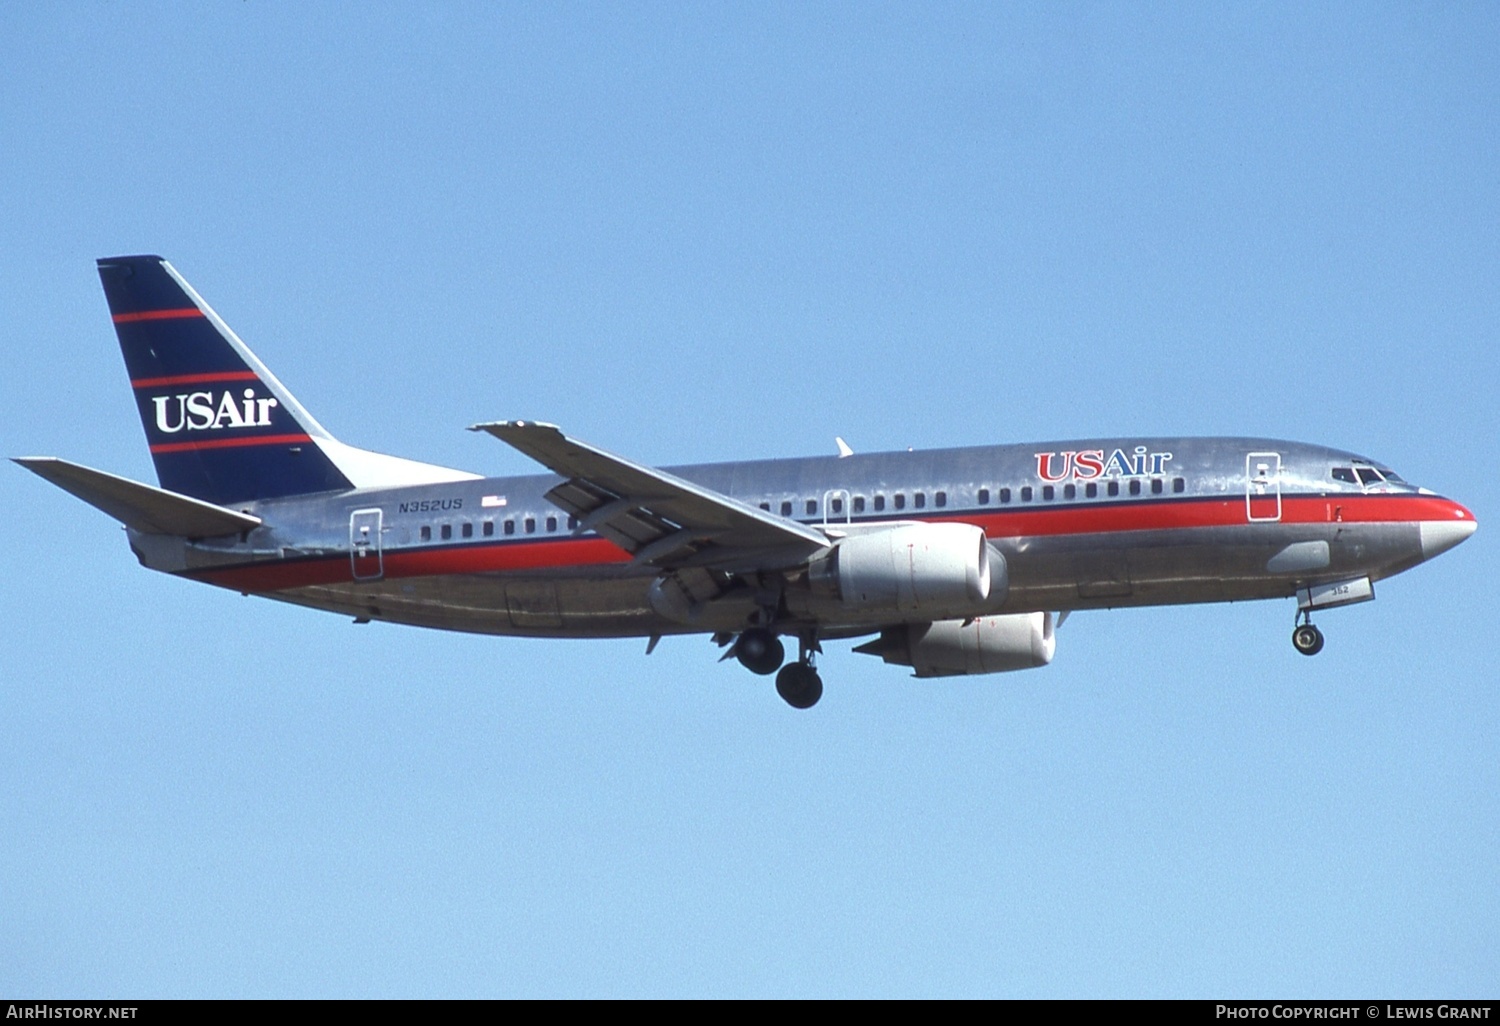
[
  {"xmin": 15, "ymin": 457, "xmax": 263, "ymax": 537},
  {"xmin": 469, "ymin": 421, "xmax": 829, "ymax": 570}
]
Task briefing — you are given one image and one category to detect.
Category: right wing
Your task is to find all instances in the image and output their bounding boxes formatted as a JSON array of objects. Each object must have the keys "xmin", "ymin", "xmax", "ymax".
[{"xmin": 469, "ymin": 421, "xmax": 830, "ymax": 573}]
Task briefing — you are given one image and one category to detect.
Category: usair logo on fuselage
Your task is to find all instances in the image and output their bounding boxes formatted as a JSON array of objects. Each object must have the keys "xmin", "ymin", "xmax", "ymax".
[{"xmin": 1034, "ymin": 446, "xmax": 1174, "ymax": 481}]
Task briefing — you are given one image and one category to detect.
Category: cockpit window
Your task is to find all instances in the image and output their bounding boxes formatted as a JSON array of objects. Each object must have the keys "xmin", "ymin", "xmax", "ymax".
[
  {"xmin": 1380, "ymin": 468, "xmax": 1403, "ymax": 482},
  {"xmin": 1357, "ymin": 468, "xmax": 1384, "ymax": 486},
  {"xmin": 1332, "ymin": 468, "xmax": 1357, "ymax": 484}
]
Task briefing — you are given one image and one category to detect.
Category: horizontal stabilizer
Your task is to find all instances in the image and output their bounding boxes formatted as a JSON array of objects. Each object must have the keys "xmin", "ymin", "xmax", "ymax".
[{"xmin": 14, "ymin": 457, "xmax": 262, "ymax": 537}]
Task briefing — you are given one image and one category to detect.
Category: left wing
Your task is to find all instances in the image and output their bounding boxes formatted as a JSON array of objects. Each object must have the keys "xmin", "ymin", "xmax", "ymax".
[{"xmin": 469, "ymin": 421, "xmax": 829, "ymax": 573}]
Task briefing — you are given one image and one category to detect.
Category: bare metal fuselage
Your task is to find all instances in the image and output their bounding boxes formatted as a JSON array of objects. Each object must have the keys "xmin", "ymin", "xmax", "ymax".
[{"xmin": 128, "ymin": 435, "xmax": 1465, "ymax": 640}]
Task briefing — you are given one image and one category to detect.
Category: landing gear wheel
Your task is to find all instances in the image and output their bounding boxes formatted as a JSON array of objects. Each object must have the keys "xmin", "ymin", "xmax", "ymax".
[
  {"xmin": 735, "ymin": 629, "xmax": 785, "ymax": 676},
  {"xmin": 775, "ymin": 663, "xmax": 823, "ymax": 709},
  {"xmin": 1292, "ymin": 623, "xmax": 1325, "ymax": 656}
]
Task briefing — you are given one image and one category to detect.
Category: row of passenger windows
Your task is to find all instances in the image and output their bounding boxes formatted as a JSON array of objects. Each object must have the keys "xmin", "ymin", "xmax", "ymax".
[
  {"xmin": 758, "ymin": 490, "xmax": 951, "ymax": 516},
  {"xmin": 755, "ymin": 478, "xmax": 1187, "ymax": 516},
  {"xmin": 410, "ymin": 475, "xmax": 1193, "ymax": 542},
  {"xmin": 418, "ymin": 515, "xmax": 578, "ymax": 542},
  {"xmin": 1000, "ymin": 477, "xmax": 1187, "ymax": 502}
]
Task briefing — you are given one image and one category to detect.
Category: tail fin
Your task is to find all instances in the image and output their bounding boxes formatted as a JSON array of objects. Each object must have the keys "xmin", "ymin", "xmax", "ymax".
[{"xmin": 98, "ymin": 255, "xmax": 475, "ymax": 505}]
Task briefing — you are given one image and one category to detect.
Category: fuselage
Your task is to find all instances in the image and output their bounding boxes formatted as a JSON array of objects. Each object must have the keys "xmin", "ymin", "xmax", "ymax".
[{"xmin": 127, "ymin": 435, "xmax": 1474, "ymax": 640}]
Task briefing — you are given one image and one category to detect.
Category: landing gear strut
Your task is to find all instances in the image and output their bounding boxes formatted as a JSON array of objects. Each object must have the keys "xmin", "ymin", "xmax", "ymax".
[
  {"xmin": 1292, "ymin": 612, "xmax": 1325, "ymax": 656},
  {"xmin": 775, "ymin": 635, "xmax": 823, "ymax": 709}
]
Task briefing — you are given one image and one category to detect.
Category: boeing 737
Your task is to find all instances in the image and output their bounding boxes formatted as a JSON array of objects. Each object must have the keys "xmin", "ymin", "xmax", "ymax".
[{"xmin": 16, "ymin": 256, "xmax": 1477, "ymax": 708}]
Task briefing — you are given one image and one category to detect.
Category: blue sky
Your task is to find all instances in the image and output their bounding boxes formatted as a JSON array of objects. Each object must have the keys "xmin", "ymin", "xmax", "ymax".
[{"xmin": 2, "ymin": 3, "xmax": 1496, "ymax": 997}]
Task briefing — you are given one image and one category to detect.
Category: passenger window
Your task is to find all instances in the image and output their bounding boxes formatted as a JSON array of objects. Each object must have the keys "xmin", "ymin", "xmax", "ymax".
[
  {"xmin": 546, "ymin": 516, "xmax": 557, "ymax": 532},
  {"xmin": 759, "ymin": 502, "xmax": 770, "ymax": 511},
  {"xmin": 1173, "ymin": 478, "xmax": 1185, "ymax": 493},
  {"xmin": 420, "ymin": 525, "xmax": 431, "ymax": 542},
  {"xmin": 1000, "ymin": 487, "xmax": 1011, "ymax": 504},
  {"xmin": 874, "ymin": 495, "xmax": 886, "ymax": 512},
  {"xmin": 1021, "ymin": 486, "xmax": 1033, "ymax": 502},
  {"xmin": 524, "ymin": 517, "xmax": 535, "ymax": 534},
  {"xmin": 1332, "ymin": 468, "xmax": 1357, "ymax": 484},
  {"xmin": 441, "ymin": 524, "xmax": 452, "ymax": 540},
  {"xmin": 1064, "ymin": 484, "xmax": 1076, "ymax": 500},
  {"xmin": 935, "ymin": 491, "xmax": 947, "ymax": 508},
  {"xmin": 894, "ymin": 494, "xmax": 906, "ymax": 510},
  {"xmin": 1042, "ymin": 485, "xmax": 1054, "ymax": 501},
  {"xmin": 1129, "ymin": 479, "xmax": 1142, "ymax": 496},
  {"xmin": 853, "ymin": 496, "xmax": 866, "ymax": 513},
  {"xmin": 978, "ymin": 488, "xmax": 990, "ymax": 505},
  {"xmin": 914, "ymin": 493, "xmax": 925, "ymax": 509},
  {"xmin": 1086, "ymin": 482, "xmax": 1098, "ymax": 499},
  {"xmin": 461, "ymin": 522, "xmax": 473, "ymax": 538},
  {"xmin": 831, "ymin": 497, "xmax": 843, "ymax": 514},
  {"xmin": 780, "ymin": 501, "xmax": 793, "ymax": 517},
  {"xmin": 1107, "ymin": 481, "xmax": 1120, "ymax": 497},
  {"xmin": 504, "ymin": 519, "xmax": 515, "ymax": 536},
  {"xmin": 1151, "ymin": 479, "xmax": 1163, "ymax": 495},
  {"xmin": 483, "ymin": 520, "xmax": 494, "ymax": 537},
  {"xmin": 805, "ymin": 499, "xmax": 817, "ymax": 516}
]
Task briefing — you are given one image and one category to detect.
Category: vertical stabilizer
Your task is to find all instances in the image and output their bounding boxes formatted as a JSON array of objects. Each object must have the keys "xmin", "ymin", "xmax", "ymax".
[{"xmin": 98, "ymin": 255, "xmax": 475, "ymax": 505}]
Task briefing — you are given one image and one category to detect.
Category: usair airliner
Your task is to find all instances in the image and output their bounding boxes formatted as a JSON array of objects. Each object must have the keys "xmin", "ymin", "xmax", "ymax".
[{"xmin": 16, "ymin": 256, "xmax": 1477, "ymax": 708}]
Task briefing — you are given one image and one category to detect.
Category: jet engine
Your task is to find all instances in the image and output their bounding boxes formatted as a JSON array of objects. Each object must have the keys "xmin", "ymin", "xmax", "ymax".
[
  {"xmin": 801, "ymin": 522, "xmax": 999, "ymax": 622},
  {"xmin": 853, "ymin": 612, "xmax": 1056, "ymax": 677}
]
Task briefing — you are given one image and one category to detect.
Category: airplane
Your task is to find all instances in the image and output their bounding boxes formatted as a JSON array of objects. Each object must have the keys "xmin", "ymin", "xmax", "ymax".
[{"xmin": 15, "ymin": 255, "xmax": 1478, "ymax": 709}]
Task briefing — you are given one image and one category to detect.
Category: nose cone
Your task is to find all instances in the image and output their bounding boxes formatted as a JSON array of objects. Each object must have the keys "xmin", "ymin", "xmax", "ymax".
[{"xmin": 1420, "ymin": 502, "xmax": 1477, "ymax": 560}]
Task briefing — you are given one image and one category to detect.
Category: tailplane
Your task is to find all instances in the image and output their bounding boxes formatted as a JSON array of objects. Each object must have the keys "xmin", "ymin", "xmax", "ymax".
[{"xmin": 98, "ymin": 255, "xmax": 475, "ymax": 505}]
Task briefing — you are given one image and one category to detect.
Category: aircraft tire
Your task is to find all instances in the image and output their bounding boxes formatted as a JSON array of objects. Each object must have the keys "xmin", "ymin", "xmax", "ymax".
[
  {"xmin": 1292, "ymin": 623, "xmax": 1325, "ymax": 656},
  {"xmin": 736, "ymin": 629, "xmax": 785, "ymax": 675},
  {"xmin": 775, "ymin": 664, "xmax": 823, "ymax": 709}
]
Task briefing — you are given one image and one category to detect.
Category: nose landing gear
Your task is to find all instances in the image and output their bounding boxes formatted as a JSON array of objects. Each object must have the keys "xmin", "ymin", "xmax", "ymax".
[{"xmin": 1292, "ymin": 614, "xmax": 1325, "ymax": 656}]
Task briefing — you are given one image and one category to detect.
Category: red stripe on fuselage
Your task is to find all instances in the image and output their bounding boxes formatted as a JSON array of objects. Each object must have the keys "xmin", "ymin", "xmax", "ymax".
[
  {"xmin": 184, "ymin": 492, "xmax": 1468, "ymax": 593},
  {"xmin": 131, "ymin": 371, "xmax": 260, "ymax": 388},
  {"xmin": 150, "ymin": 433, "xmax": 312, "ymax": 454},
  {"xmin": 960, "ymin": 493, "xmax": 1465, "ymax": 537},
  {"xmin": 190, "ymin": 536, "xmax": 634, "ymax": 591},
  {"xmin": 112, "ymin": 308, "xmax": 204, "ymax": 323}
]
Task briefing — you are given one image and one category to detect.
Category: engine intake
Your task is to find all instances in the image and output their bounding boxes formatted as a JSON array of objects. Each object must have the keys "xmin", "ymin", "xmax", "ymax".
[{"xmin": 854, "ymin": 612, "xmax": 1056, "ymax": 677}]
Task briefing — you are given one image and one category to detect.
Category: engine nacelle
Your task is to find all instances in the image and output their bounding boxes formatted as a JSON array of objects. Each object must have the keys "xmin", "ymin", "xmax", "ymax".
[
  {"xmin": 854, "ymin": 612, "xmax": 1057, "ymax": 677},
  {"xmin": 807, "ymin": 522, "xmax": 997, "ymax": 621}
]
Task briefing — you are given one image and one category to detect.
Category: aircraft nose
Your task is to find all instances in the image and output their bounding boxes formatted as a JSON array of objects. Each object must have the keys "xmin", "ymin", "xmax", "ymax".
[{"xmin": 1420, "ymin": 502, "xmax": 1477, "ymax": 560}]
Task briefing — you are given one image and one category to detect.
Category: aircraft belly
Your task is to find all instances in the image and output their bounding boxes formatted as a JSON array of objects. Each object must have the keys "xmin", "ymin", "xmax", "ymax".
[
  {"xmin": 999, "ymin": 521, "xmax": 1418, "ymax": 612},
  {"xmin": 275, "ymin": 572, "xmax": 670, "ymax": 638},
  {"xmin": 241, "ymin": 521, "xmax": 1421, "ymax": 635}
]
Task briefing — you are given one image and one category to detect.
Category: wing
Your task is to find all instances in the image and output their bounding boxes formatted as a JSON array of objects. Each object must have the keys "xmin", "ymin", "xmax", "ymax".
[{"xmin": 469, "ymin": 421, "xmax": 829, "ymax": 572}]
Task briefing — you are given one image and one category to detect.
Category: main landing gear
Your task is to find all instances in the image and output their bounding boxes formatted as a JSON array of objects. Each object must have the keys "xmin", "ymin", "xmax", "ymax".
[
  {"xmin": 775, "ymin": 640, "xmax": 823, "ymax": 710},
  {"xmin": 733, "ymin": 628, "xmax": 785, "ymax": 676},
  {"xmin": 730, "ymin": 627, "xmax": 822, "ymax": 708},
  {"xmin": 1292, "ymin": 612, "xmax": 1325, "ymax": 656}
]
